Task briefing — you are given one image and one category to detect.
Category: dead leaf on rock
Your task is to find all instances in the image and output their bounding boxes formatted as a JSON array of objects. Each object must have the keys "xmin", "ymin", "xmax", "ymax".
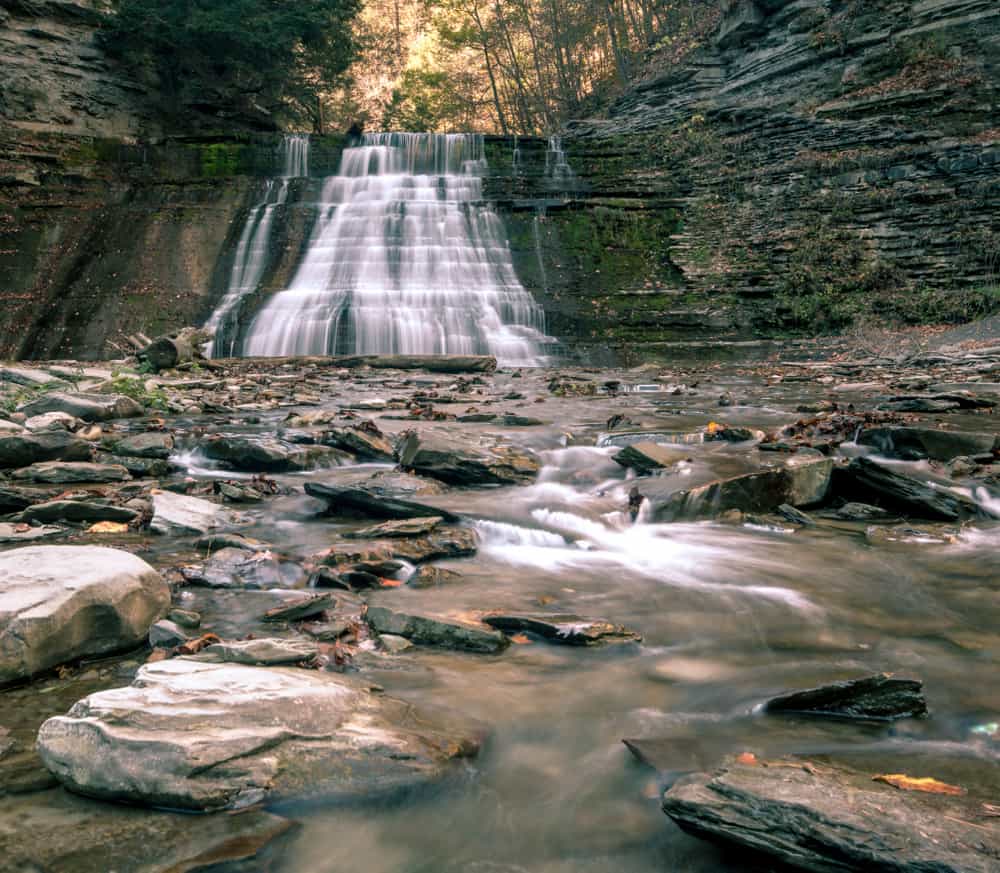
[
  {"xmin": 736, "ymin": 752, "xmax": 758, "ymax": 766},
  {"xmin": 379, "ymin": 578, "xmax": 403, "ymax": 588},
  {"xmin": 175, "ymin": 633, "xmax": 221, "ymax": 656},
  {"xmin": 509, "ymin": 633, "xmax": 532, "ymax": 645},
  {"xmin": 873, "ymin": 774, "xmax": 966, "ymax": 796},
  {"xmin": 88, "ymin": 521, "xmax": 129, "ymax": 534}
]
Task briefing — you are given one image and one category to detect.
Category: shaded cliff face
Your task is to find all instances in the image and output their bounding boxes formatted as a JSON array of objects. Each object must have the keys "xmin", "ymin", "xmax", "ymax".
[{"xmin": 566, "ymin": 0, "xmax": 1000, "ymax": 338}]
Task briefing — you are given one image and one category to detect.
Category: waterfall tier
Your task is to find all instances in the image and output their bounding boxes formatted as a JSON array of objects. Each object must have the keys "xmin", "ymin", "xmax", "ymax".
[{"xmin": 241, "ymin": 132, "xmax": 552, "ymax": 365}]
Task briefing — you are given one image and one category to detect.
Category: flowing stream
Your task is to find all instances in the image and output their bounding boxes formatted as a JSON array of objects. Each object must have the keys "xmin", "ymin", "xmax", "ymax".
[{"xmin": 240, "ymin": 132, "xmax": 551, "ymax": 364}]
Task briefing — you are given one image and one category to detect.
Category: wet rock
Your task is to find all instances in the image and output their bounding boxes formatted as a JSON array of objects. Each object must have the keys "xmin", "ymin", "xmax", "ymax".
[
  {"xmin": 18, "ymin": 392, "xmax": 143, "ymax": 422},
  {"xmin": 150, "ymin": 491, "xmax": 234, "ymax": 535},
  {"xmin": 214, "ymin": 480, "xmax": 265, "ymax": 503},
  {"xmin": 302, "ymin": 619, "xmax": 353, "ymax": 641},
  {"xmin": 0, "ymin": 485, "xmax": 39, "ymax": 513},
  {"xmin": 499, "ymin": 414, "xmax": 544, "ymax": 427},
  {"xmin": 112, "ymin": 432, "xmax": 175, "ymax": 459},
  {"xmin": 345, "ymin": 516, "xmax": 444, "ymax": 539},
  {"xmin": 0, "ymin": 419, "xmax": 25, "ymax": 433},
  {"xmin": 776, "ymin": 504, "xmax": 815, "ymax": 526},
  {"xmin": 198, "ymin": 638, "xmax": 319, "ymax": 665},
  {"xmin": 395, "ymin": 431, "xmax": 539, "ymax": 486},
  {"xmin": 858, "ymin": 426, "xmax": 999, "ymax": 461},
  {"xmin": 408, "ymin": 566, "xmax": 464, "ymax": 588},
  {"xmin": 97, "ymin": 452, "xmax": 173, "ymax": 478},
  {"xmin": 836, "ymin": 457, "xmax": 984, "ymax": 521},
  {"xmin": 366, "ymin": 606, "xmax": 509, "ymax": 654},
  {"xmin": 763, "ymin": 674, "xmax": 927, "ymax": 721},
  {"xmin": 321, "ymin": 426, "xmax": 395, "ymax": 461},
  {"xmin": 662, "ymin": 756, "xmax": 999, "ymax": 873},
  {"xmin": 24, "ymin": 411, "xmax": 81, "ymax": 432},
  {"xmin": 866, "ymin": 524, "xmax": 959, "ymax": 546},
  {"xmin": 167, "ymin": 608, "xmax": 201, "ymax": 629},
  {"xmin": 262, "ymin": 592, "xmax": 338, "ymax": 623},
  {"xmin": 655, "ymin": 457, "xmax": 833, "ymax": 521},
  {"xmin": 0, "ymin": 430, "xmax": 92, "ymax": 468},
  {"xmin": 385, "ymin": 527, "xmax": 478, "ymax": 563},
  {"xmin": 0, "ymin": 365, "xmax": 66, "ymax": 389},
  {"xmin": 879, "ymin": 392, "xmax": 996, "ymax": 413},
  {"xmin": 482, "ymin": 614, "xmax": 642, "ymax": 646},
  {"xmin": 704, "ymin": 425, "xmax": 760, "ymax": 443},
  {"xmin": 182, "ymin": 547, "xmax": 299, "ymax": 590},
  {"xmin": 305, "ymin": 482, "xmax": 459, "ymax": 523},
  {"xmin": 613, "ymin": 442, "xmax": 688, "ymax": 474},
  {"xmin": 830, "ymin": 501, "xmax": 896, "ymax": 521},
  {"xmin": 149, "ymin": 619, "xmax": 188, "ymax": 649},
  {"xmin": 0, "ymin": 522, "xmax": 64, "ymax": 544},
  {"xmin": 201, "ymin": 436, "xmax": 347, "ymax": 472},
  {"xmin": 0, "ymin": 546, "xmax": 169, "ymax": 685},
  {"xmin": 18, "ymin": 500, "xmax": 139, "ymax": 525},
  {"xmin": 194, "ymin": 532, "xmax": 267, "ymax": 553},
  {"xmin": 37, "ymin": 659, "xmax": 484, "ymax": 810},
  {"xmin": 9, "ymin": 461, "xmax": 131, "ymax": 484}
]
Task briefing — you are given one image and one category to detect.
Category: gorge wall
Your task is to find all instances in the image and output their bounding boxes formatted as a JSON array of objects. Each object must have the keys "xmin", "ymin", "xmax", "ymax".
[{"xmin": 1, "ymin": 0, "xmax": 999, "ymax": 362}]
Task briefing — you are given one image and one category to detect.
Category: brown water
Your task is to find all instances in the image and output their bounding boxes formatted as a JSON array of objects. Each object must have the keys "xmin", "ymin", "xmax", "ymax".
[{"xmin": 3, "ymin": 362, "xmax": 999, "ymax": 871}]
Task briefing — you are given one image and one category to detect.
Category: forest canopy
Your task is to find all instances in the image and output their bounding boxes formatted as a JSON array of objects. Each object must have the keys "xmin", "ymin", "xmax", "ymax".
[{"xmin": 101, "ymin": 0, "xmax": 723, "ymax": 133}]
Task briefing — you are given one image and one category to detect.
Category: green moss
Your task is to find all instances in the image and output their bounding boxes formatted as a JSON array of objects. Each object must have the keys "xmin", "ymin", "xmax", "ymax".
[{"xmin": 194, "ymin": 142, "xmax": 248, "ymax": 177}]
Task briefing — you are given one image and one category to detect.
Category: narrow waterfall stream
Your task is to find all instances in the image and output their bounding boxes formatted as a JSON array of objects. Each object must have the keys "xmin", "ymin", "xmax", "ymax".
[
  {"xmin": 240, "ymin": 132, "xmax": 552, "ymax": 364},
  {"xmin": 204, "ymin": 135, "xmax": 310, "ymax": 357}
]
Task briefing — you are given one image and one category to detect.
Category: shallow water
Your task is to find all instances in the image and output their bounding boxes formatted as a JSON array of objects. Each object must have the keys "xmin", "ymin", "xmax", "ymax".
[{"xmin": 3, "ymin": 361, "xmax": 999, "ymax": 871}]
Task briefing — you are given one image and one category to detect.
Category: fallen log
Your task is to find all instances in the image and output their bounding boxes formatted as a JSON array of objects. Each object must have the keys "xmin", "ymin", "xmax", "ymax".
[{"xmin": 140, "ymin": 327, "xmax": 211, "ymax": 372}]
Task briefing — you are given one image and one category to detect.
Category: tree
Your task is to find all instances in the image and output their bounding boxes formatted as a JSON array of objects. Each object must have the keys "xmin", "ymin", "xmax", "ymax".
[{"xmin": 100, "ymin": 0, "xmax": 362, "ymax": 129}]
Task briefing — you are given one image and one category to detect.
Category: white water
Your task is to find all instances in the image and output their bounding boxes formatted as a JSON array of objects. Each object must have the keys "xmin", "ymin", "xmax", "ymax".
[
  {"xmin": 242, "ymin": 132, "xmax": 552, "ymax": 364},
  {"xmin": 205, "ymin": 135, "xmax": 310, "ymax": 357}
]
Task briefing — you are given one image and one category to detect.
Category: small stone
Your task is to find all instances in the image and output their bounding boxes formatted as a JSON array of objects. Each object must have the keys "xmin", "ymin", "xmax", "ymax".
[
  {"xmin": 379, "ymin": 634, "xmax": 413, "ymax": 654},
  {"xmin": 149, "ymin": 620, "xmax": 188, "ymax": 649},
  {"xmin": 167, "ymin": 608, "xmax": 201, "ymax": 629}
]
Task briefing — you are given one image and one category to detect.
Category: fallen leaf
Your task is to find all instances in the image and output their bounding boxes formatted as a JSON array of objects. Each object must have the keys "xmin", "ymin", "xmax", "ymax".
[
  {"xmin": 736, "ymin": 752, "xmax": 758, "ymax": 766},
  {"xmin": 175, "ymin": 633, "xmax": 221, "ymax": 656},
  {"xmin": 706, "ymin": 421, "xmax": 723, "ymax": 435},
  {"xmin": 88, "ymin": 521, "xmax": 129, "ymax": 534},
  {"xmin": 873, "ymin": 774, "xmax": 966, "ymax": 796},
  {"xmin": 509, "ymin": 633, "xmax": 532, "ymax": 645},
  {"xmin": 379, "ymin": 578, "xmax": 403, "ymax": 588}
]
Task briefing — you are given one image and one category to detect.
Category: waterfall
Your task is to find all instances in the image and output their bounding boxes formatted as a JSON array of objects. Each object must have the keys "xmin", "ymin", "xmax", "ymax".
[
  {"xmin": 241, "ymin": 132, "xmax": 552, "ymax": 365},
  {"xmin": 545, "ymin": 135, "xmax": 575, "ymax": 188},
  {"xmin": 204, "ymin": 135, "xmax": 310, "ymax": 358}
]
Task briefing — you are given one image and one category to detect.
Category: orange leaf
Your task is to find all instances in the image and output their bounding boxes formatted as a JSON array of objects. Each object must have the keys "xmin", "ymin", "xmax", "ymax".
[
  {"xmin": 509, "ymin": 633, "xmax": 532, "ymax": 645},
  {"xmin": 873, "ymin": 774, "xmax": 966, "ymax": 796},
  {"xmin": 379, "ymin": 578, "xmax": 403, "ymax": 588},
  {"xmin": 736, "ymin": 752, "xmax": 758, "ymax": 766},
  {"xmin": 88, "ymin": 521, "xmax": 129, "ymax": 534},
  {"xmin": 706, "ymin": 421, "xmax": 723, "ymax": 435}
]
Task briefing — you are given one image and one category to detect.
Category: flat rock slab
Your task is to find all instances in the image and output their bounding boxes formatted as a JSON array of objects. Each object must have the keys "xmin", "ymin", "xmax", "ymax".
[
  {"xmin": 182, "ymin": 547, "xmax": 304, "ymax": 590},
  {"xmin": 197, "ymin": 638, "xmax": 319, "ymax": 665},
  {"xmin": 663, "ymin": 757, "xmax": 1000, "ymax": 873},
  {"xmin": 18, "ymin": 392, "xmax": 143, "ymax": 422},
  {"xmin": 9, "ymin": 461, "xmax": 131, "ymax": 484},
  {"xmin": 367, "ymin": 606, "xmax": 509, "ymax": 654},
  {"xmin": 202, "ymin": 436, "xmax": 347, "ymax": 472},
  {"xmin": 763, "ymin": 674, "xmax": 927, "ymax": 721},
  {"xmin": 151, "ymin": 491, "xmax": 235, "ymax": 535},
  {"xmin": 112, "ymin": 432, "xmax": 175, "ymax": 459},
  {"xmin": 321, "ymin": 427, "xmax": 395, "ymax": 461},
  {"xmin": 18, "ymin": 499, "xmax": 139, "ymax": 524},
  {"xmin": 859, "ymin": 426, "xmax": 999, "ymax": 461},
  {"xmin": 655, "ymin": 456, "xmax": 833, "ymax": 521},
  {"xmin": 483, "ymin": 613, "xmax": 642, "ymax": 646},
  {"xmin": 0, "ymin": 545, "xmax": 169, "ymax": 685},
  {"xmin": 395, "ymin": 431, "xmax": 539, "ymax": 486},
  {"xmin": 262, "ymin": 592, "xmax": 337, "ymax": 622},
  {"xmin": 305, "ymin": 482, "xmax": 459, "ymax": 523},
  {"xmin": 837, "ymin": 457, "xmax": 985, "ymax": 521},
  {"xmin": 37, "ymin": 659, "xmax": 485, "ymax": 810},
  {"xmin": 0, "ymin": 522, "xmax": 64, "ymax": 544},
  {"xmin": 0, "ymin": 365, "xmax": 67, "ymax": 388},
  {"xmin": 345, "ymin": 516, "xmax": 444, "ymax": 539},
  {"xmin": 0, "ymin": 431, "xmax": 92, "ymax": 468},
  {"xmin": 613, "ymin": 442, "xmax": 689, "ymax": 474}
]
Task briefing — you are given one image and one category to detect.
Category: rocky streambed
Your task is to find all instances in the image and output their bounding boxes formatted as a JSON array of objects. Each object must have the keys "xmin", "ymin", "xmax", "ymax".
[{"xmin": 1, "ymin": 343, "xmax": 999, "ymax": 872}]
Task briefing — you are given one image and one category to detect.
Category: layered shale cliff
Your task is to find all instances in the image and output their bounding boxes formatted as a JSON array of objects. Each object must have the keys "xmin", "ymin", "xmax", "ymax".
[
  {"xmin": 564, "ymin": 0, "xmax": 1000, "ymax": 345},
  {"xmin": 1, "ymin": 0, "xmax": 999, "ymax": 361}
]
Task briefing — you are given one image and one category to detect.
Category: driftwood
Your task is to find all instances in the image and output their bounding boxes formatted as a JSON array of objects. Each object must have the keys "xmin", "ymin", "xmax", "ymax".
[{"xmin": 140, "ymin": 327, "xmax": 211, "ymax": 372}]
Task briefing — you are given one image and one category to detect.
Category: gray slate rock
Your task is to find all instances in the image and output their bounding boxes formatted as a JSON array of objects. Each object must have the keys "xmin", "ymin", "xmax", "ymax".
[
  {"xmin": 18, "ymin": 392, "xmax": 143, "ymax": 422},
  {"xmin": 305, "ymin": 482, "xmax": 459, "ymax": 523},
  {"xmin": 202, "ymin": 436, "xmax": 347, "ymax": 472},
  {"xmin": 663, "ymin": 757, "xmax": 1000, "ymax": 873},
  {"xmin": 9, "ymin": 462, "xmax": 131, "ymax": 484},
  {"xmin": 395, "ymin": 431, "xmax": 539, "ymax": 486},
  {"xmin": 0, "ymin": 546, "xmax": 169, "ymax": 685},
  {"xmin": 859, "ymin": 426, "xmax": 999, "ymax": 461},
  {"xmin": 0, "ymin": 522, "xmax": 64, "ymax": 544},
  {"xmin": 483, "ymin": 613, "xmax": 642, "ymax": 646},
  {"xmin": 0, "ymin": 431, "xmax": 91, "ymax": 468},
  {"xmin": 198, "ymin": 638, "xmax": 319, "ymax": 665},
  {"xmin": 18, "ymin": 500, "xmax": 139, "ymax": 525},
  {"xmin": 345, "ymin": 516, "xmax": 443, "ymax": 539},
  {"xmin": 321, "ymin": 427, "xmax": 395, "ymax": 461},
  {"xmin": 366, "ymin": 606, "xmax": 509, "ymax": 654},
  {"xmin": 763, "ymin": 674, "xmax": 927, "ymax": 721},
  {"xmin": 37, "ymin": 659, "xmax": 485, "ymax": 810},
  {"xmin": 151, "ymin": 491, "xmax": 234, "ymax": 535},
  {"xmin": 112, "ymin": 432, "xmax": 175, "ymax": 459},
  {"xmin": 182, "ymin": 547, "xmax": 302, "ymax": 590},
  {"xmin": 149, "ymin": 619, "xmax": 188, "ymax": 648}
]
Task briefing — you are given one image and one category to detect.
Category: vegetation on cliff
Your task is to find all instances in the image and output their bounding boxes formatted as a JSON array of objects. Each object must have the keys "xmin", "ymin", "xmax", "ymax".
[{"xmin": 100, "ymin": 0, "xmax": 361, "ymax": 128}]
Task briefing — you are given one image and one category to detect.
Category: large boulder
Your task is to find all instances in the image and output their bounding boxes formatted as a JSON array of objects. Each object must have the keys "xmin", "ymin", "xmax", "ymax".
[
  {"xmin": 0, "ymin": 546, "xmax": 169, "ymax": 685},
  {"xmin": 18, "ymin": 392, "xmax": 143, "ymax": 422},
  {"xmin": 395, "ymin": 431, "xmax": 539, "ymax": 486},
  {"xmin": 111, "ymin": 432, "xmax": 175, "ymax": 459},
  {"xmin": 150, "ymin": 491, "xmax": 235, "ymax": 535},
  {"xmin": 37, "ymin": 659, "xmax": 485, "ymax": 810},
  {"xmin": 654, "ymin": 456, "xmax": 833, "ymax": 520},
  {"xmin": 0, "ymin": 431, "xmax": 91, "ymax": 468},
  {"xmin": 366, "ymin": 606, "xmax": 509, "ymax": 654},
  {"xmin": 663, "ymin": 756, "xmax": 1000, "ymax": 873}
]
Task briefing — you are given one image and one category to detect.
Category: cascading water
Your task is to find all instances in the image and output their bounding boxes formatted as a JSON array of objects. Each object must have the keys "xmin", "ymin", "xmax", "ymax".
[
  {"xmin": 545, "ymin": 135, "xmax": 575, "ymax": 188},
  {"xmin": 204, "ymin": 135, "xmax": 310, "ymax": 357},
  {"xmin": 241, "ymin": 132, "xmax": 552, "ymax": 364}
]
